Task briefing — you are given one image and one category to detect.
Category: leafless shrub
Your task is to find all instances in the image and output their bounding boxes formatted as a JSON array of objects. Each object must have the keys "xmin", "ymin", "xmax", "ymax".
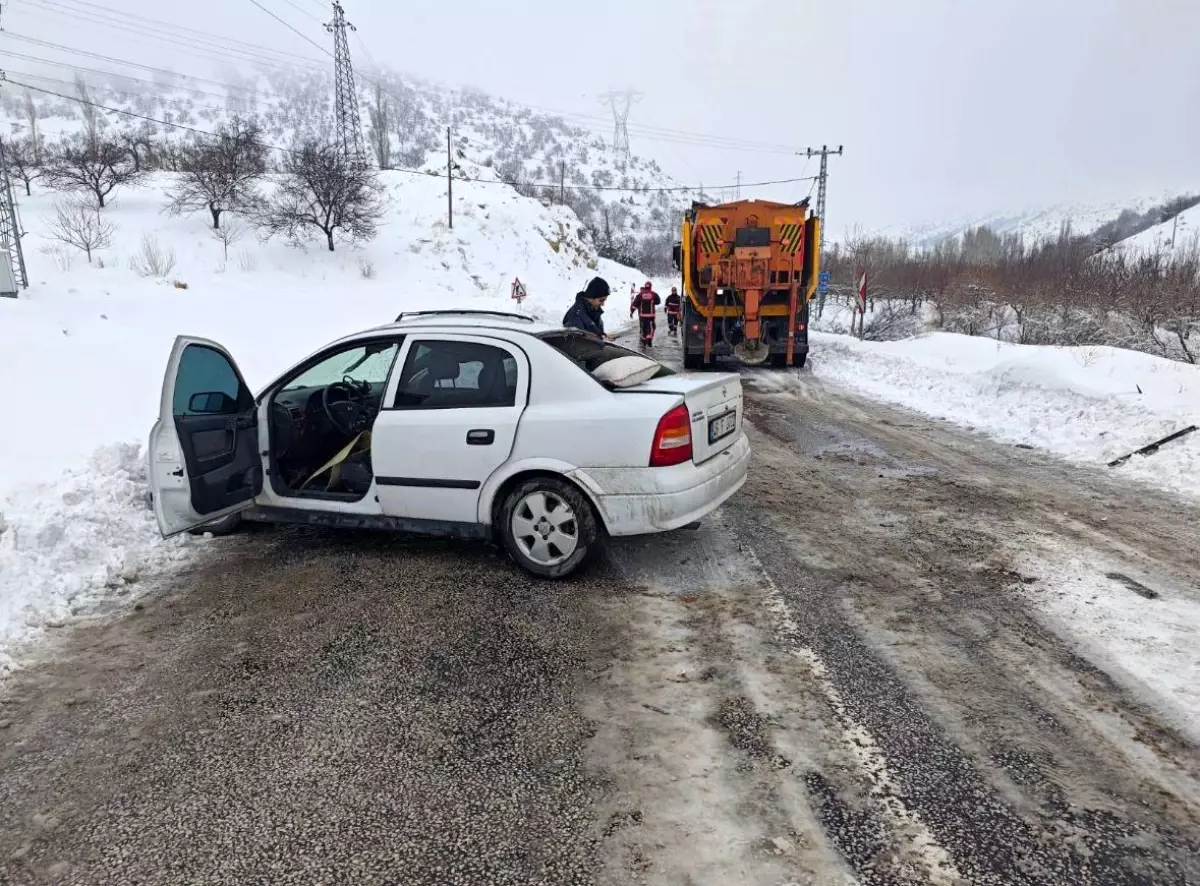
[
  {"xmin": 859, "ymin": 300, "xmax": 924, "ymax": 341},
  {"xmin": 45, "ymin": 198, "xmax": 115, "ymax": 264},
  {"xmin": 211, "ymin": 220, "xmax": 247, "ymax": 261},
  {"xmin": 236, "ymin": 249, "xmax": 258, "ymax": 272},
  {"xmin": 129, "ymin": 234, "xmax": 177, "ymax": 279},
  {"xmin": 39, "ymin": 243, "xmax": 75, "ymax": 272},
  {"xmin": 357, "ymin": 256, "xmax": 376, "ymax": 279}
]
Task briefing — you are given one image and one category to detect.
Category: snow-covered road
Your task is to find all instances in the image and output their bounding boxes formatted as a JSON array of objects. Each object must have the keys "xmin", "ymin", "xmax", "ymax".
[{"xmin": 2, "ymin": 333, "xmax": 1198, "ymax": 885}]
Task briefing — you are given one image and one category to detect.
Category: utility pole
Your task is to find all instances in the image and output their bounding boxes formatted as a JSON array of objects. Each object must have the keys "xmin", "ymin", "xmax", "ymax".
[
  {"xmin": 597, "ymin": 89, "xmax": 643, "ymax": 163},
  {"xmin": 446, "ymin": 127, "xmax": 453, "ymax": 230},
  {"xmin": 559, "ymin": 161, "xmax": 566, "ymax": 206},
  {"xmin": 735, "ymin": 171, "xmax": 741, "ymax": 200},
  {"xmin": 802, "ymin": 145, "xmax": 843, "ymax": 254},
  {"xmin": 801, "ymin": 145, "xmax": 843, "ymax": 317},
  {"xmin": 325, "ymin": 1, "xmax": 366, "ymax": 165},
  {"xmin": 0, "ymin": 139, "xmax": 28, "ymax": 296}
]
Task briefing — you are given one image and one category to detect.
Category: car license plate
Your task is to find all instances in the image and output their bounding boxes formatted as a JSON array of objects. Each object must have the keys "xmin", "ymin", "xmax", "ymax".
[{"xmin": 708, "ymin": 410, "xmax": 737, "ymax": 444}]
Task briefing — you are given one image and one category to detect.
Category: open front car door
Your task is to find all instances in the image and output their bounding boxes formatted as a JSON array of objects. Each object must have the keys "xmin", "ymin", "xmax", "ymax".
[{"xmin": 149, "ymin": 335, "xmax": 262, "ymax": 537}]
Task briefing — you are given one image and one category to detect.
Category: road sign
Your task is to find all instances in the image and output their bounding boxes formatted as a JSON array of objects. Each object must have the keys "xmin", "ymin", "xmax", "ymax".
[
  {"xmin": 818, "ymin": 271, "xmax": 830, "ymax": 294},
  {"xmin": 511, "ymin": 277, "xmax": 527, "ymax": 302},
  {"xmin": 856, "ymin": 270, "xmax": 867, "ymax": 313}
]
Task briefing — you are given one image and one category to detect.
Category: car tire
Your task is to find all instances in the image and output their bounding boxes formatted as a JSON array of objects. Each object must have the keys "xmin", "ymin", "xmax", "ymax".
[
  {"xmin": 187, "ymin": 512, "xmax": 244, "ymax": 537},
  {"xmin": 498, "ymin": 477, "xmax": 599, "ymax": 579}
]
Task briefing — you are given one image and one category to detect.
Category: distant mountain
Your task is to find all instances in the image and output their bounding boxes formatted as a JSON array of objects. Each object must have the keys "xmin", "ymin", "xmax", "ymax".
[
  {"xmin": 0, "ymin": 63, "xmax": 699, "ymax": 271},
  {"xmin": 869, "ymin": 190, "xmax": 1200, "ymax": 252}
]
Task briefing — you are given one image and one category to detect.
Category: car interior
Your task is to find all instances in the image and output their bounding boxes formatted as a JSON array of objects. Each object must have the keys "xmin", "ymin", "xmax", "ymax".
[
  {"xmin": 268, "ymin": 340, "xmax": 400, "ymax": 501},
  {"xmin": 267, "ymin": 339, "xmax": 518, "ymax": 501},
  {"xmin": 540, "ymin": 331, "xmax": 675, "ymax": 383}
]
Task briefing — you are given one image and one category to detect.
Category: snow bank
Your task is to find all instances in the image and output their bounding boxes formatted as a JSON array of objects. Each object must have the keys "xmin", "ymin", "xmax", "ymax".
[
  {"xmin": 808, "ymin": 331, "xmax": 1200, "ymax": 499},
  {"xmin": 0, "ymin": 444, "xmax": 198, "ymax": 673},
  {"xmin": 1020, "ymin": 547, "xmax": 1200, "ymax": 745},
  {"xmin": 0, "ymin": 171, "xmax": 645, "ymax": 668}
]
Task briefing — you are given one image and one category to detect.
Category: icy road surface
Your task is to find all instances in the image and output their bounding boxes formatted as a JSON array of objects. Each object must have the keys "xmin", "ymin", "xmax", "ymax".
[{"xmin": 1, "ymin": 335, "xmax": 1198, "ymax": 885}]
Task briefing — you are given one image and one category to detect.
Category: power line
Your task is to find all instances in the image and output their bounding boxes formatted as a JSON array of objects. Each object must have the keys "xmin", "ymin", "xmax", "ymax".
[
  {"xmin": 247, "ymin": 0, "xmax": 333, "ymax": 58},
  {"xmin": 279, "ymin": 0, "xmax": 324, "ymax": 25},
  {"xmin": 9, "ymin": 6, "xmax": 329, "ymax": 75},
  {"xmin": 6, "ymin": 77, "xmax": 815, "ymax": 196},
  {"xmin": 21, "ymin": 0, "xmax": 323, "ymax": 66},
  {"xmin": 10, "ymin": 0, "xmax": 802, "ymax": 155}
]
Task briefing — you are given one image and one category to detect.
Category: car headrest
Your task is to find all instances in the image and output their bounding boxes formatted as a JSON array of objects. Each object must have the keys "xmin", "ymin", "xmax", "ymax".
[{"xmin": 427, "ymin": 351, "xmax": 461, "ymax": 382}]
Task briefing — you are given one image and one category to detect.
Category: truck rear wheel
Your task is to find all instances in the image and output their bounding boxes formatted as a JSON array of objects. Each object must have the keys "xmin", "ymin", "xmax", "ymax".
[{"xmin": 683, "ymin": 350, "xmax": 704, "ymax": 370}]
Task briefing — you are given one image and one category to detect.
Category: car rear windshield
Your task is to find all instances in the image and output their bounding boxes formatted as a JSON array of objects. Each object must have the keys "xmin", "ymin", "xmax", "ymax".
[{"xmin": 539, "ymin": 332, "xmax": 675, "ymax": 383}]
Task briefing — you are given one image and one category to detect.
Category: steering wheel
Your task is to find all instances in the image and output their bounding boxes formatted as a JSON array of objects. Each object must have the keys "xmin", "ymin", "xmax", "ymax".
[{"xmin": 322, "ymin": 376, "xmax": 373, "ymax": 436}]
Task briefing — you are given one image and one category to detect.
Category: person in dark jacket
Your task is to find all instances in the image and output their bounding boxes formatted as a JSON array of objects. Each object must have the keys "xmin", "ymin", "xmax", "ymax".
[
  {"xmin": 630, "ymin": 281, "xmax": 661, "ymax": 346},
  {"xmin": 664, "ymin": 286, "xmax": 682, "ymax": 335},
  {"xmin": 562, "ymin": 277, "xmax": 614, "ymax": 340}
]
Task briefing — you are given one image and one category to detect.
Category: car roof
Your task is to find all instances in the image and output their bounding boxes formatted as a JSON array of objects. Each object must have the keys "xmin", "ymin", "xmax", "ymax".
[{"xmin": 340, "ymin": 311, "xmax": 561, "ymax": 345}]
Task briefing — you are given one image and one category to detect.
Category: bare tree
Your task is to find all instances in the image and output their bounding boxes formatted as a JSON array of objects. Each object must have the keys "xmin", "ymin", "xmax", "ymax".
[
  {"xmin": 259, "ymin": 140, "xmax": 386, "ymax": 252},
  {"xmin": 43, "ymin": 135, "xmax": 147, "ymax": 208},
  {"xmin": 118, "ymin": 123, "xmax": 159, "ymax": 173},
  {"xmin": 367, "ymin": 84, "xmax": 392, "ymax": 169},
  {"xmin": 2, "ymin": 138, "xmax": 43, "ymax": 196},
  {"xmin": 22, "ymin": 91, "xmax": 41, "ymax": 163},
  {"xmin": 211, "ymin": 218, "xmax": 247, "ymax": 261},
  {"xmin": 45, "ymin": 198, "xmax": 115, "ymax": 264},
  {"xmin": 165, "ymin": 117, "xmax": 268, "ymax": 228},
  {"xmin": 74, "ymin": 73, "xmax": 104, "ymax": 148}
]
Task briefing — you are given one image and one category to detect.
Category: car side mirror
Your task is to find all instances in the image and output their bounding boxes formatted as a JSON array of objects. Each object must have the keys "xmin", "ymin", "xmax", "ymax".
[{"xmin": 188, "ymin": 391, "xmax": 238, "ymax": 415}]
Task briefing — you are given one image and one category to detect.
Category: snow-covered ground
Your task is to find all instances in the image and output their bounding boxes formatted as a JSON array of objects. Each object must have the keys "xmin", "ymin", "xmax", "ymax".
[
  {"xmin": 0, "ymin": 171, "xmax": 643, "ymax": 671},
  {"xmin": 807, "ymin": 329, "xmax": 1199, "ymax": 499},
  {"xmin": 1020, "ymin": 546, "xmax": 1200, "ymax": 746}
]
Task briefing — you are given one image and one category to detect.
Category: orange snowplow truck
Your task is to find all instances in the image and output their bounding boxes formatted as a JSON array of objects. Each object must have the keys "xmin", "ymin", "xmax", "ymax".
[{"xmin": 672, "ymin": 198, "xmax": 820, "ymax": 369}]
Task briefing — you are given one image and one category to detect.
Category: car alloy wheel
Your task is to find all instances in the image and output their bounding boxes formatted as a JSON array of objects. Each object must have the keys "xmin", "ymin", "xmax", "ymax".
[
  {"xmin": 511, "ymin": 490, "xmax": 579, "ymax": 567},
  {"xmin": 499, "ymin": 477, "xmax": 599, "ymax": 579}
]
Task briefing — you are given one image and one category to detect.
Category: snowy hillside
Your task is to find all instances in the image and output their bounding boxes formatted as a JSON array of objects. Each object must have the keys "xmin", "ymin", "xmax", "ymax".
[
  {"xmin": 1115, "ymin": 202, "xmax": 1200, "ymax": 256},
  {"xmin": 0, "ymin": 63, "xmax": 694, "ymax": 268},
  {"xmin": 0, "ymin": 171, "xmax": 647, "ymax": 669},
  {"xmin": 877, "ymin": 189, "xmax": 1199, "ymax": 251}
]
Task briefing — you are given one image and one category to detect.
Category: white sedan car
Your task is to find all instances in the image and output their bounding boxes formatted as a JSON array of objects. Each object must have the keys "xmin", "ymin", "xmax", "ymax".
[{"xmin": 149, "ymin": 310, "xmax": 750, "ymax": 578}]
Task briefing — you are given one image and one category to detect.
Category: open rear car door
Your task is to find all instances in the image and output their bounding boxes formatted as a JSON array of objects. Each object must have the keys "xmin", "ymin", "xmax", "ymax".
[{"xmin": 149, "ymin": 335, "xmax": 262, "ymax": 537}]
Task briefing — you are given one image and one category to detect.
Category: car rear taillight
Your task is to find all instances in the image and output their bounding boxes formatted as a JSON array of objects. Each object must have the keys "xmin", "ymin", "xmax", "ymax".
[
  {"xmin": 650, "ymin": 404, "xmax": 693, "ymax": 467},
  {"xmin": 797, "ymin": 322, "xmax": 807, "ymax": 332}
]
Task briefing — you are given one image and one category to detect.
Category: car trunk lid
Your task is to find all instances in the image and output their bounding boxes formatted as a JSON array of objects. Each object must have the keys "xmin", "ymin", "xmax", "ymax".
[{"xmin": 627, "ymin": 373, "xmax": 743, "ymax": 465}]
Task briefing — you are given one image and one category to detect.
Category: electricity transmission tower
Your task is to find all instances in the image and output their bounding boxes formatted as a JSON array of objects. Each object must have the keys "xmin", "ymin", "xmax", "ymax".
[
  {"xmin": 801, "ymin": 145, "xmax": 843, "ymax": 259},
  {"xmin": 0, "ymin": 140, "xmax": 28, "ymax": 296},
  {"xmin": 598, "ymin": 89, "xmax": 643, "ymax": 162},
  {"xmin": 325, "ymin": 1, "xmax": 366, "ymax": 164}
]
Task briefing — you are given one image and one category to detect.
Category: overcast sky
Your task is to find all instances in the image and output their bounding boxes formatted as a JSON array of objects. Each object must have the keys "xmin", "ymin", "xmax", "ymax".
[{"xmin": 5, "ymin": 0, "xmax": 1197, "ymax": 231}]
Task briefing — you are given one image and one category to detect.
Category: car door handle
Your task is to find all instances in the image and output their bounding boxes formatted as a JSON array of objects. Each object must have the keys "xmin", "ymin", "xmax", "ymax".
[{"xmin": 466, "ymin": 429, "xmax": 495, "ymax": 446}]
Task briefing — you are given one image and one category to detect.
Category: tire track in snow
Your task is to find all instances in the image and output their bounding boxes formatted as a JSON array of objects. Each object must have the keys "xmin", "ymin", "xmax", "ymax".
[{"xmin": 725, "ymin": 524, "xmax": 963, "ymax": 886}]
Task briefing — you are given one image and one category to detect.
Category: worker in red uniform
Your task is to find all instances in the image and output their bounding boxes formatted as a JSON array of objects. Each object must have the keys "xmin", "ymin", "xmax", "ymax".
[
  {"xmin": 664, "ymin": 286, "xmax": 682, "ymax": 335},
  {"xmin": 630, "ymin": 281, "xmax": 660, "ymax": 346}
]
